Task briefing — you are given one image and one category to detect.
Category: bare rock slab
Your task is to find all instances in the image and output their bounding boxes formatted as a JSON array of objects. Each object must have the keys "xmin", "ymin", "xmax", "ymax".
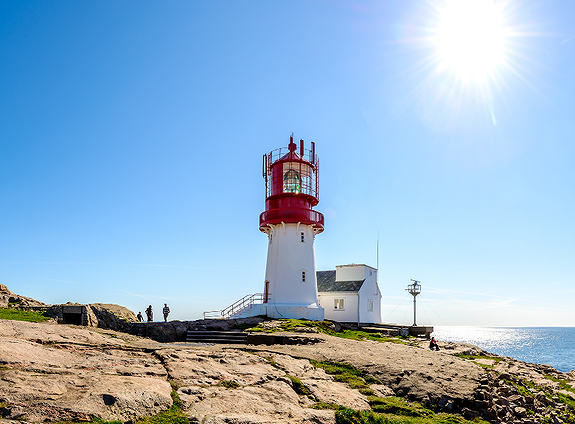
[
  {"xmin": 0, "ymin": 320, "xmax": 171, "ymax": 423},
  {"xmin": 182, "ymin": 380, "xmax": 336, "ymax": 424}
]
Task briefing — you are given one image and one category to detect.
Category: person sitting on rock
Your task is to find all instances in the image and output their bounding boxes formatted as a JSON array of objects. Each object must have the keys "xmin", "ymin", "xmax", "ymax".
[
  {"xmin": 137, "ymin": 311, "xmax": 143, "ymax": 322},
  {"xmin": 429, "ymin": 337, "xmax": 440, "ymax": 351}
]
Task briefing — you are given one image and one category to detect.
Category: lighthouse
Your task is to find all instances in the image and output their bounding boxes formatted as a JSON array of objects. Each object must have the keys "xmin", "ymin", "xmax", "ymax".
[{"xmin": 258, "ymin": 135, "xmax": 325, "ymax": 320}]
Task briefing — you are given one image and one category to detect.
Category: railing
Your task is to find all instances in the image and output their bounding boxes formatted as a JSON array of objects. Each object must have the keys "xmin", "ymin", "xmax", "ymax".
[
  {"xmin": 265, "ymin": 146, "xmax": 318, "ymax": 169},
  {"xmin": 259, "ymin": 208, "xmax": 324, "ymax": 227},
  {"xmin": 263, "ymin": 146, "xmax": 320, "ymax": 200},
  {"xmin": 203, "ymin": 293, "xmax": 269, "ymax": 320}
]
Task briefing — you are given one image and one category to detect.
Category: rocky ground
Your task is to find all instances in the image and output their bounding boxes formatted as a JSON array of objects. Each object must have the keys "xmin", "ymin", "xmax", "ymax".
[{"xmin": 1, "ymin": 318, "xmax": 575, "ymax": 424}]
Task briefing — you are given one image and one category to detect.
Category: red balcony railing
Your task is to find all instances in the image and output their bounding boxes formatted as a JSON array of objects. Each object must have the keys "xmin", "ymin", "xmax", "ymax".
[{"xmin": 259, "ymin": 208, "xmax": 324, "ymax": 228}]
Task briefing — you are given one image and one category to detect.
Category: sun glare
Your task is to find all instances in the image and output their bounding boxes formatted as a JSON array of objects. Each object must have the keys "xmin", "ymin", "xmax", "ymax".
[{"xmin": 433, "ymin": 0, "xmax": 510, "ymax": 82}]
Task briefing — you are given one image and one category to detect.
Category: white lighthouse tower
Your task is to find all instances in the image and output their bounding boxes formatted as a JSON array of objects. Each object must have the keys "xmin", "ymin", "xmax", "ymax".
[{"xmin": 257, "ymin": 135, "xmax": 325, "ymax": 320}]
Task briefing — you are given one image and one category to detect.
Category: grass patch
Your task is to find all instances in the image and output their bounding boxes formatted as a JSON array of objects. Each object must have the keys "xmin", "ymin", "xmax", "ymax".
[
  {"xmin": 90, "ymin": 419, "xmax": 123, "ymax": 424},
  {"xmin": 56, "ymin": 390, "xmax": 188, "ymax": 424},
  {"xmin": 246, "ymin": 319, "xmax": 410, "ymax": 344},
  {"xmin": 135, "ymin": 389, "xmax": 188, "ymax": 424},
  {"xmin": 309, "ymin": 359, "xmax": 381, "ymax": 389},
  {"xmin": 367, "ymin": 396, "xmax": 433, "ymax": 417},
  {"xmin": 286, "ymin": 374, "xmax": 311, "ymax": 396},
  {"xmin": 247, "ymin": 319, "xmax": 334, "ymax": 333},
  {"xmin": 504, "ymin": 377, "xmax": 575, "ymax": 412},
  {"xmin": 0, "ymin": 308, "xmax": 50, "ymax": 323},
  {"xmin": 453, "ymin": 354, "xmax": 504, "ymax": 371},
  {"xmin": 56, "ymin": 418, "xmax": 123, "ymax": 424},
  {"xmin": 544, "ymin": 375, "xmax": 575, "ymax": 396},
  {"xmin": 232, "ymin": 322, "xmax": 260, "ymax": 331},
  {"xmin": 312, "ymin": 402, "xmax": 343, "ymax": 410},
  {"xmin": 454, "ymin": 354, "xmax": 502, "ymax": 362},
  {"xmin": 334, "ymin": 407, "xmax": 490, "ymax": 423},
  {"xmin": 217, "ymin": 380, "xmax": 239, "ymax": 389},
  {"xmin": 556, "ymin": 393, "xmax": 575, "ymax": 410}
]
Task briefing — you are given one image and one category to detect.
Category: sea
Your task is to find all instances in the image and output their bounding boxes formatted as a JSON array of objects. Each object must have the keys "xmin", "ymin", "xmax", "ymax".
[{"xmin": 431, "ymin": 327, "xmax": 575, "ymax": 373}]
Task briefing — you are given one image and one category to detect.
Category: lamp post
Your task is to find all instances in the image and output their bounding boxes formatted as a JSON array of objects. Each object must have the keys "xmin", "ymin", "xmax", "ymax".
[{"xmin": 406, "ymin": 279, "xmax": 421, "ymax": 327}]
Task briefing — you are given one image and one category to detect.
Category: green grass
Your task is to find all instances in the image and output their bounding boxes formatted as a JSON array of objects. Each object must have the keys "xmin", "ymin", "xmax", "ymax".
[
  {"xmin": 55, "ymin": 388, "xmax": 188, "ymax": 424},
  {"xmin": 244, "ymin": 319, "xmax": 410, "ymax": 344},
  {"xmin": 504, "ymin": 377, "xmax": 575, "ymax": 413},
  {"xmin": 286, "ymin": 374, "xmax": 312, "ymax": 396},
  {"xmin": 0, "ymin": 307, "xmax": 50, "ymax": 323},
  {"xmin": 367, "ymin": 397, "xmax": 433, "ymax": 417},
  {"xmin": 309, "ymin": 359, "xmax": 381, "ymax": 390},
  {"xmin": 56, "ymin": 418, "xmax": 123, "ymax": 424},
  {"xmin": 334, "ymin": 407, "xmax": 490, "ymax": 424},
  {"xmin": 306, "ymin": 361, "xmax": 490, "ymax": 424},
  {"xmin": 453, "ymin": 354, "xmax": 504, "ymax": 370},
  {"xmin": 544, "ymin": 375, "xmax": 575, "ymax": 396},
  {"xmin": 312, "ymin": 402, "xmax": 343, "ymax": 410},
  {"xmin": 454, "ymin": 354, "xmax": 503, "ymax": 363},
  {"xmin": 217, "ymin": 380, "xmax": 240, "ymax": 389},
  {"xmin": 135, "ymin": 389, "xmax": 188, "ymax": 424},
  {"xmin": 556, "ymin": 393, "xmax": 575, "ymax": 410}
]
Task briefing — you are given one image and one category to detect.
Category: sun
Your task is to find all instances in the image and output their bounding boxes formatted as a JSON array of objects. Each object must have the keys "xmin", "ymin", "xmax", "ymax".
[{"xmin": 432, "ymin": 0, "xmax": 511, "ymax": 82}]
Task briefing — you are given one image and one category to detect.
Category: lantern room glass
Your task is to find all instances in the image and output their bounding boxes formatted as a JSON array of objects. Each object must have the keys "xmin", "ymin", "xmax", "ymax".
[{"xmin": 283, "ymin": 169, "xmax": 301, "ymax": 193}]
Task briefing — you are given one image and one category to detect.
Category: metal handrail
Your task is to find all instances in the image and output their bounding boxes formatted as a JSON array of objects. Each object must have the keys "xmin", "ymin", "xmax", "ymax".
[{"xmin": 203, "ymin": 293, "xmax": 269, "ymax": 320}]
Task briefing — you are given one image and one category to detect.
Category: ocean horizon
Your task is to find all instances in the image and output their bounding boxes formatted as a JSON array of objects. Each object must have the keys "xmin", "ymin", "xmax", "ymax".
[{"xmin": 432, "ymin": 326, "xmax": 575, "ymax": 373}]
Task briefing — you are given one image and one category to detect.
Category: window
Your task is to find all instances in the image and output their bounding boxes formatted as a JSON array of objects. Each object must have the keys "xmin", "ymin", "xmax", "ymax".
[
  {"xmin": 368, "ymin": 299, "xmax": 374, "ymax": 312},
  {"xmin": 283, "ymin": 169, "xmax": 301, "ymax": 193},
  {"xmin": 334, "ymin": 298, "xmax": 345, "ymax": 310},
  {"xmin": 301, "ymin": 270, "xmax": 306, "ymax": 282},
  {"xmin": 300, "ymin": 232, "xmax": 305, "ymax": 243},
  {"xmin": 269, "ymin": 233, "xmax": 273, "ymax": 245}
]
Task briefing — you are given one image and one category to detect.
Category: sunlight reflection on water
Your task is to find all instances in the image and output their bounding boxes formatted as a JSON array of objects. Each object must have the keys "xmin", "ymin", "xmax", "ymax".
[{"xmin": 432, "ymin": 327, "xmax": 575, "ymax": 373}]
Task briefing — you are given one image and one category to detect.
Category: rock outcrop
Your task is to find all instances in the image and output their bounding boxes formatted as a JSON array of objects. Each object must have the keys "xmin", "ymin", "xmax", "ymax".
[
  {"xmin": 1, "ymin": 316, "xmax": 575, "ymax": 423},
  {"xmin": 0, "ymin": 320, "xmax": 171, "ymax": 422},
  {"xmin": 0, "ymin": 285, "xmax": 47, "ymax": 309}
]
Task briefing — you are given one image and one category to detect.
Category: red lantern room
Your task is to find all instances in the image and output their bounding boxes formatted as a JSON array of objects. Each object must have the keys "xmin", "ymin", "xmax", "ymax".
[{"xmin": 259, "ymin": 136, "xmax": 324, "ymax": 232}]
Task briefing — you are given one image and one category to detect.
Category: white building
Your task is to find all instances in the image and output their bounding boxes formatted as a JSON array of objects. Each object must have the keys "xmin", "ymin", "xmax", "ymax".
[{"xmin": 317, "ymin": 264, "xmax": 382, "ymax": 324}]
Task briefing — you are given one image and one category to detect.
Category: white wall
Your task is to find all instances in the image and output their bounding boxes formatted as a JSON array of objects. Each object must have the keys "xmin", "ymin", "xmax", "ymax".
[
  {"xmin": 264, "ymin": 223, "xmax": 320, "ymax": 306},
  {"xmin": 318, "ymin": 293, "xmax": 359, "ymax": 322},
  {"xmin": 319, "ymin": 264, "xmax": 382, "ymax": 324},
  {"xmin": 358, "ymin": 266, "xmax": 381, "ymax": 324}
]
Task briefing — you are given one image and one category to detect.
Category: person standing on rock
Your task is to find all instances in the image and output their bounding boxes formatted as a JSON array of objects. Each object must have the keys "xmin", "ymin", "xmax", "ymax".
[
  {"xmin": 145, "ymin": 305, "xmax": 153, "ymax": 322},
  {"xmin": 137, "ymin": 311, "xmax": 143, "ymax": 322},
  {"xmin": 163, "ymin": 303, "xmax": 170, "ymax": 322}
]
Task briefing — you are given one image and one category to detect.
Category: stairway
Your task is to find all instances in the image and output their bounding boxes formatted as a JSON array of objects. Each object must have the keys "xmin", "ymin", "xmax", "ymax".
[{"xmin": 186, "ymin": 330, "xmax": 248, "ymax": 344}]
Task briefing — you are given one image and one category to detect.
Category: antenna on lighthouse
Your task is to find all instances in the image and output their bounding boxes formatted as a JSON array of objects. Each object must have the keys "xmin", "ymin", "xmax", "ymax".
[{"xmin": 406, "ymin": 279, "xmax": 421, "ymax": 327}]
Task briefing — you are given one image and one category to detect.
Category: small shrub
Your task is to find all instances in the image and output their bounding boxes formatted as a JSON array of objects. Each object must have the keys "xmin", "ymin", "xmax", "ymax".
[
  {"xmin": 312, "ymin": 402, "xmax": 343, "ymax": 410},
  {"xmin": 218, "ymin": 380, "xmax": 239, "ymax": 389},
  {"xmin": 367, "ymin": 396, "xmax": 433, "ymax": 417},
  {"xmin": 287, "ymin": 374, "xmax": 311, "ymax": 396}
]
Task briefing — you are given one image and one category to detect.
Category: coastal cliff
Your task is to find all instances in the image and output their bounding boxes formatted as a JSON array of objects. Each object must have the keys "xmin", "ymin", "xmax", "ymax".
[{"xmin": 1, "ymin": 318, "xmax": 575, "ymax": 424}]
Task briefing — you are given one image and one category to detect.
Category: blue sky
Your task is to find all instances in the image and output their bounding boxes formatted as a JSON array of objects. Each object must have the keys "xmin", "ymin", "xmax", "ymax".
[{"xmin": 1, "ymin": 0, "xmax": 574, "ymax": 326}]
